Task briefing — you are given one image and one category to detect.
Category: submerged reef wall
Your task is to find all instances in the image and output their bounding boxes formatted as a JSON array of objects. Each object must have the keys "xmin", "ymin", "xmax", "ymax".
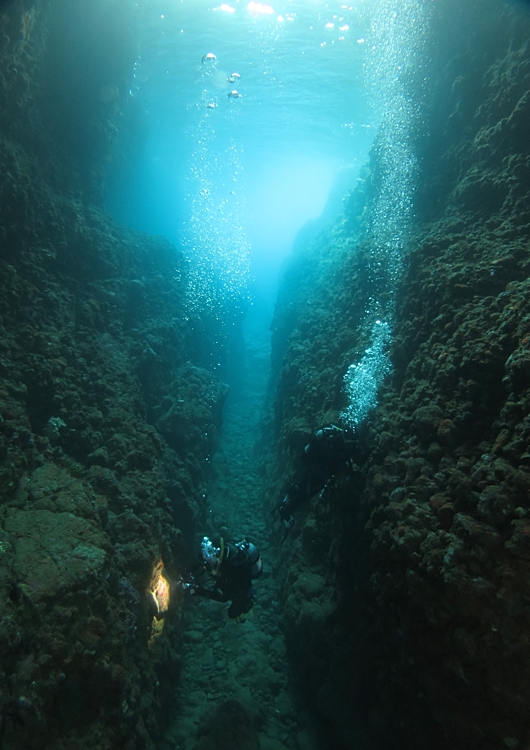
[
  {"xmin": 0, "ymin": 0, "xmax": 142, "ymax": 202},
  {"xmin": 0, "ymin": 2, "xmax": 226, "ymax": 748},
  {"xmin": 267, "ymin": 1, "xmax": 530, "ymax": 748}
]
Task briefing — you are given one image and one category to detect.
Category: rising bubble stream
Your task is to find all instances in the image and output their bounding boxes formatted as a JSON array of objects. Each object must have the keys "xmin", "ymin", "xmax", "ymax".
[{"xmin": 341, "ymin": 0, "xmax": 430, "ymax": 428}]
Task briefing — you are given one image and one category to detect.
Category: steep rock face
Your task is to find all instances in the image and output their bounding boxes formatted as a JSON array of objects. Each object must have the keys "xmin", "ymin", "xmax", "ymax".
[
  {"xmin": 1, "ymin": 0, "xmax": 140, "ymax": 201},
  {"xmin": 267, "ymin": 2, "xmax": 530, "ymax": 749},
  {"xmin": 0, "ymin": 2, "xmax": 226, "ymax": 748}
]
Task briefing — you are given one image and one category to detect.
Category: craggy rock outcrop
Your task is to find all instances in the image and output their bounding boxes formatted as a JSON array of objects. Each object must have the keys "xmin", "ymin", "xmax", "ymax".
[
  {"xmin": 0, "ymin": 2, "xmax": 227, "ymax": 748},
  {"xmin": 267, "ymin": 2, "xmax": 530, "ymax": 749}
]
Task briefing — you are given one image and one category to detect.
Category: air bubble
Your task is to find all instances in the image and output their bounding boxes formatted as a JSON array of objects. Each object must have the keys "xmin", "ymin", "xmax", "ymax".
[{"xmin": 341, "ymin": 0, "xmax": 430, "ymax": 428}]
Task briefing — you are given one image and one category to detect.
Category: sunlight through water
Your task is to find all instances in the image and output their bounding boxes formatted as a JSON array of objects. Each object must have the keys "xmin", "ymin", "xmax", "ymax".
[{"xmin": 129, "ymin": 0, "xmax": 374, "ymax": 341}]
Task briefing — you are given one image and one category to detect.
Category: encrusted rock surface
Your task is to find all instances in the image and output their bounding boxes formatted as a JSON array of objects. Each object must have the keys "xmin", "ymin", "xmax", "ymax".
[
  {"xmin": 0, "ymin": 2, "xmax": 228, "ymax": 748},
  {"xmin": 266, "ymin": 2, "xmax": 530, "ymax": 749}
]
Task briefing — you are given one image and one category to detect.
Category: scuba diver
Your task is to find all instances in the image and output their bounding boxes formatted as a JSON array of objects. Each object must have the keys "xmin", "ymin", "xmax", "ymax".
[
  {"xmin": 182, "ymin": 536, "xmax": 262, "ymax": 622},
  {"xmin": 276, "ymin": 423, "xmax": 361, "ymax": 533}
]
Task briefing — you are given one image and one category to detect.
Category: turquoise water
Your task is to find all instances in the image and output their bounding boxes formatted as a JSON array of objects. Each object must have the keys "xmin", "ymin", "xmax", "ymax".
[
  {"xmin": 107, "ymin": 0, "xmax": 375, "ymax": 315},
  {"xmin": 107, "ymin": 0, "xmax": 432, "ymax": 422},
  {"xmin": 104, "ymin": 7, "xmax": 402, "ymax": 744}
]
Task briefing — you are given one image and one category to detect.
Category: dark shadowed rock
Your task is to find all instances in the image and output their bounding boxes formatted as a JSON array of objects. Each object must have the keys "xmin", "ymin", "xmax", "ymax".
[
  {"xmin": 194, "ymin": 700, "xmax": 259, "ymax": 750},
  {"xmin": 412, "ymin": 404, "xmax": 444, "ymax": 442}
]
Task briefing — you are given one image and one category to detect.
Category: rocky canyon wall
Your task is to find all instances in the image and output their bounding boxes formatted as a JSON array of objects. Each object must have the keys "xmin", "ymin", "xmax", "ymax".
[
  {"xmin": 0, "ymin": 2, "xmax": 225, "ymax": 747},
  {"xmin": 266, "ymin": 2, "xmax": 530, "ymax": 748}
]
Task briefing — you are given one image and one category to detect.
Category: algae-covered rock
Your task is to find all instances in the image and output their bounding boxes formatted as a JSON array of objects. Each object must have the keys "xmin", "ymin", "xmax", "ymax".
[
  {"xmin": 157, "ymin": 362, "xmax": 229, "ymax": 458},
  {"xmin": 264, "ymin": 4, "xmax": 530, "ymax": 749},
  {"xmin": 0, "ymin": 5, "xmax": 228, "ymax": 744},
  {"xmin": 5, "ymin": 508, "xmax": 108, "ymax": 601},
  {"xmin": 412, "ymin": 404, "xmax": 445, "ymax": 442}
]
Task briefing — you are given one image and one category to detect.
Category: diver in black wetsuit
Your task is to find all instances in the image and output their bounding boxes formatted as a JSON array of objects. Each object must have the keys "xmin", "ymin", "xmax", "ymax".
[
  {"xmin": 186, "ymin": 536, "xmax": 262, "ymax": 622},
  {"xmin": 276, "ymin": 424, "xmax": 361, "ymax": 532}
]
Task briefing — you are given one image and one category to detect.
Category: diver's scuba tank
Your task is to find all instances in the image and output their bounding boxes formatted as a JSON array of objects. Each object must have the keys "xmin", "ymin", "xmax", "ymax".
[{"xmin": 235, "ymin": 540, "xmax": 263, "ymax": 579}]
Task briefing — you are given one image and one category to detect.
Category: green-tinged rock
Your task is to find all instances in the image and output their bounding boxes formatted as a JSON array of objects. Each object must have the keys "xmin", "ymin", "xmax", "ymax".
[{"xmin": 4, "ymin": 509, "xmax": 108, "ymax": 601}]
